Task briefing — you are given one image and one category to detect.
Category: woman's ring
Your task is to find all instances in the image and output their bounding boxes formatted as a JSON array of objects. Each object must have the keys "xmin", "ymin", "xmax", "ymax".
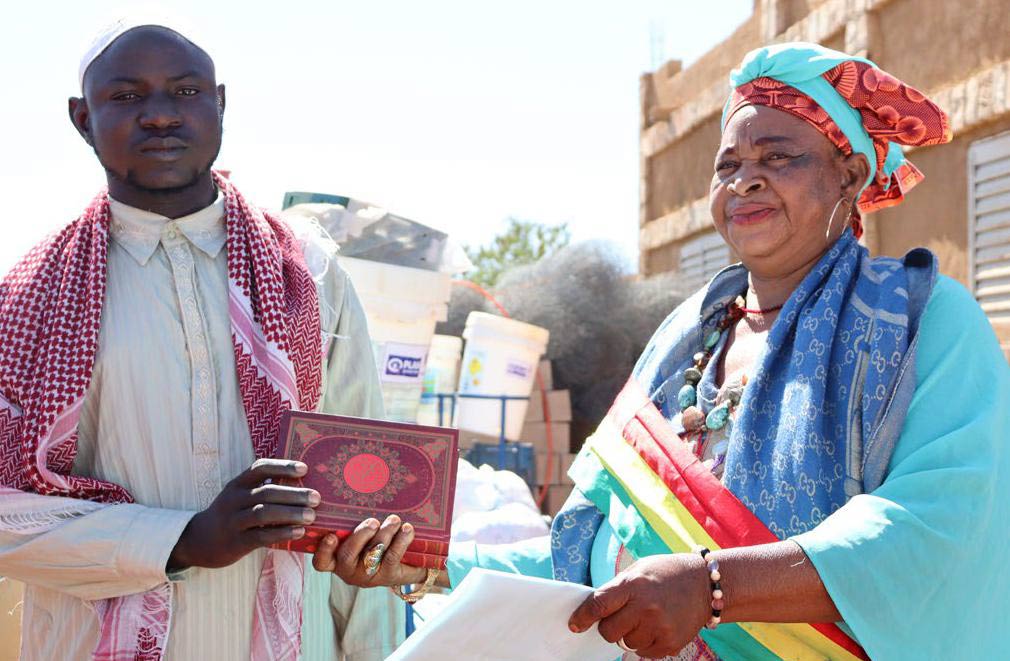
[
  {"xmin": 363, "ymin": 543, "xmax": 386, "ymax": 577},
  {"xmin": 617, "ymin": 638, "xmax": 635, "ymax": 653}
]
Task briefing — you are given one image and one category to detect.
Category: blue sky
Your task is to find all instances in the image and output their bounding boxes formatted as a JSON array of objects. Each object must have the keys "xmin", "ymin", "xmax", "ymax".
[{"xmin": 0, "ymin": 1, "xmax": 752, "ymax": 273}]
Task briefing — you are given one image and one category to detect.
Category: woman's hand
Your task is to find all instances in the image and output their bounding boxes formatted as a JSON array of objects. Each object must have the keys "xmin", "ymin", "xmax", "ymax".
[
  {"xmin": 312, "ymin": 515, "xmax": 427, "ymax": 588},
  {"xmin": 568, "ymin": 553, "xmax": 710, "ymax": 659}
]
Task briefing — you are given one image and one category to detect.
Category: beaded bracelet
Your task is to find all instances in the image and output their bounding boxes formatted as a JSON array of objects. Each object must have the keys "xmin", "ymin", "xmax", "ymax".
[{"xmin": 695, "ymin": 547, "xmax": 724, "ymax": 629}]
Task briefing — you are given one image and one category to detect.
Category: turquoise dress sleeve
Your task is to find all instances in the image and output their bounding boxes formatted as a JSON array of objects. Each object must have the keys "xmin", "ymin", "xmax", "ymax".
[
  {"xmin": 446, "ymin": 536, "xmax": 554, "ymax": 588},
  {"xmin": 792, "ymin": 275, "xmax": 1010, "ymax": 660}
]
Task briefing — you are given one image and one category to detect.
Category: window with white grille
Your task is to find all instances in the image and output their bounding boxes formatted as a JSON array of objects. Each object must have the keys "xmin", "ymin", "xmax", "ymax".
[
  {"xmin": 679, "ymin": 230, "xmax": 731, "ymax": 291},
  {"xmin": 968, "ymin": 131, "xmax": 1010, "ymax": 322}
]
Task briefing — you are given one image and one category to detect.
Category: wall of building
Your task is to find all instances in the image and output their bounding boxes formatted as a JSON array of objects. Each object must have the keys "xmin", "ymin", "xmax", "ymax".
[
  {"xmin": 874, "ymin": 115, "xmax": 1010, "ymax": 284},
  {"xmin": 645, "ymin": 116, "xmax": 720, "ymax": 220},
  {"xmin": 639, "ymin": 0, "xmax": 1010, "ymax": 352},
  {"xmin": 876, "ymin": 0, "xmax": 1010, "ymax": 94}
]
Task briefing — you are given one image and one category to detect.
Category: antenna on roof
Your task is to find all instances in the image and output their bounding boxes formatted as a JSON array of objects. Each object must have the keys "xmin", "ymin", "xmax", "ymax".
[{"xmin": 649, "ymin": 20, "xmax": 666, "ymax": 71}]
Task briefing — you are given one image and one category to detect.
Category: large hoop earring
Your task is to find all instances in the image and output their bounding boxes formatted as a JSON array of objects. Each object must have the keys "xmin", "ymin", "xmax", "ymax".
[{"xmin": 825, "ymin": 197, "xmax": 849, "ymax": 241}]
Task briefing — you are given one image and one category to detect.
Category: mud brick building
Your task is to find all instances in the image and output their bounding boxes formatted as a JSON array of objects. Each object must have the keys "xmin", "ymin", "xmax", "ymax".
[{"xmin": 639, "ymin": 0, "xmax": 1010, "ymax": 354}]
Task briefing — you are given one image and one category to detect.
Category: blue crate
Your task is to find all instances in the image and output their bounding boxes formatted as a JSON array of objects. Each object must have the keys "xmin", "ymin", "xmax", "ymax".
[{"xmin": 465, "ymin": 442, "xmax": 536, "ymax": 489}]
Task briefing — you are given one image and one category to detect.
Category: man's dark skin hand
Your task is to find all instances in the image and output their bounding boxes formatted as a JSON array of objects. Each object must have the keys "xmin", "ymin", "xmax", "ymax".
[{"xmin": 168, "ymin": 459, "xmax": 320, "ymax": 571}]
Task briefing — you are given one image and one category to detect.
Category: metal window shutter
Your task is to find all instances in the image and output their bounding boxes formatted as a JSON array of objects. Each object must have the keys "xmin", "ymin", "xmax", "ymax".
[
  {"xmin": 969, "ymin": 131, "xmax": 1010, "ymax": 322},
  {"xmin": 679, "ymin": 231, "xmax": 731, "ymax": 291}
]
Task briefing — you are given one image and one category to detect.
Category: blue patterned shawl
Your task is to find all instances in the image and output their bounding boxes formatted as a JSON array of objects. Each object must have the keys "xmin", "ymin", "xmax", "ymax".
[{"xmin": 552, "ymin": 230, "xmax": 937, "ymax": 581}]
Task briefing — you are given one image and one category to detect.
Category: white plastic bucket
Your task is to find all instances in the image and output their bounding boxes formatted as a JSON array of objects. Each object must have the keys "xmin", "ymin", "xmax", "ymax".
[
  {"xmin": 455, "ymin": 312, "xmax": 550, "ymax": 440},
  {"xmin": 337, "ymin": 256, "xmax": 451, "ymax": 422},
  {"xmin": 417, "ymin": 335, "xmax": 464, "ymax": 427}
]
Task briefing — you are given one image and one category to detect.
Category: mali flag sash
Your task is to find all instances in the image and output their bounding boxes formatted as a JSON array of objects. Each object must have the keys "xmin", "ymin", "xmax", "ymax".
[{"xmin": 570, "ymin": 379, "xmax": 869, "ymax": 661}]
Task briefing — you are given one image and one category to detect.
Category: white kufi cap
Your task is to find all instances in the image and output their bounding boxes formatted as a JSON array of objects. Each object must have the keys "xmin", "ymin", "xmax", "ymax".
[{"xmin": 78, "ymin": 10, "xmax": 210, "ymax": 90}]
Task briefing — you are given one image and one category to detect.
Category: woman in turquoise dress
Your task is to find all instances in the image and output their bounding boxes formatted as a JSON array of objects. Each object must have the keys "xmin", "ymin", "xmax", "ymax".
[{"xmin": 320, "ymin": 43, "xmax": 1010, "ymax": 661}]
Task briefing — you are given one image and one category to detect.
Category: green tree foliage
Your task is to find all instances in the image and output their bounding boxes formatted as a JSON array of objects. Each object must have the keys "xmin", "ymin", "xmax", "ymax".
[{"xmin": 465, "ymin": 218, "xmax": 571, "ymax": 287}]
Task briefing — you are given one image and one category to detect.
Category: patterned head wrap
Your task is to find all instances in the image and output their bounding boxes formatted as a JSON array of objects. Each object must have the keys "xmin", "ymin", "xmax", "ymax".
[{"xmin": 722, "ymin": 42, "xmax": 951, "ymax": 236}]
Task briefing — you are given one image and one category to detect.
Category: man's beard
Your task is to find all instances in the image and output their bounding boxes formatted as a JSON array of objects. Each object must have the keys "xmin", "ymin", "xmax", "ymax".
[
  {"xmin": 103, "ymin": 163, "xmax": 213, "ymax": 196},
  {"xmin": 94, "ymin": 124, "xmax": 224, "ymax": 196}
]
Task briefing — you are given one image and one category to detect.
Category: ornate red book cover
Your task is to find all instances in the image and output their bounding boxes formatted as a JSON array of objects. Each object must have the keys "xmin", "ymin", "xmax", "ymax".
[{"xmin": 272, "ymin": 411, "xmax": 459, "ymax": 565}]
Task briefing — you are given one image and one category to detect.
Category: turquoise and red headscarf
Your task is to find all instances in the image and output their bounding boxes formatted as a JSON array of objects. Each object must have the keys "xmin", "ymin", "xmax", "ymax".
[{"xmin": 723, "ymin": 42, "xmax": 951, "ymax": 237}]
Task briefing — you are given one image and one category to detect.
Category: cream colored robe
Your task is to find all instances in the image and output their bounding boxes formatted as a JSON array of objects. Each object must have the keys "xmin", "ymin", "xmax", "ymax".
[{"xmin": 0, "ymin": 196, "xmax": 403, "ymax": 661}]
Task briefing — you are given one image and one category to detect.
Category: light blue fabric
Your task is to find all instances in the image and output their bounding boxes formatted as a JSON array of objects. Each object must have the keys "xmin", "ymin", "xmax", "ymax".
[
  {"xmin": 550, "ymin": 231, "xmax": 936, "ymax": 585},
  {"xmin": 633, "ymin": 230, "xmax": 935, "ymax": 538},
  {"xmin": 446, "ymin": 274, "xmax": 1010, "ymax": 659},
  {"xmin": 549, "ymin": 487, "xmax": 605, "ymax": 584},
  {"xmin": 723, "ymin": 42, "xmax": 907, "ymax": 195},
  {"xmin": 589, "ymin": 520, "xmax": 622, "ymax": 589},
  {"xmin": 445, "ymin": 537, "xmax": 553, "ymax": 588},
  {"xmin": 793, "ymin": 276, "xmax": 1010, "ymax": 660},
  {"xmin": 456, "ymin": 230, "xmax": 938, "ymax": 588}
]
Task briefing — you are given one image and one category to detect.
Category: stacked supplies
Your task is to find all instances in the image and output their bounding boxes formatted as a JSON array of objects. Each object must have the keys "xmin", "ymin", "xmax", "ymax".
[
  {"xmin": 523, "ymin": 361, "xmax": 576, "ymax": 516},
  {"xmin": 457, "ymin": 360, "xmax": 577, "ymax": 516}
]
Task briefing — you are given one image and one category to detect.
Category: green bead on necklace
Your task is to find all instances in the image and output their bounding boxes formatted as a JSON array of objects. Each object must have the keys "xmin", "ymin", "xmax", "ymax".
[
  {"xmin": 679, "ymin": 300, "xmax": 749, "ymax": 433},
  {"xmin": 705, "ymin": 402, "xmax": 731, "ymax": 430}
]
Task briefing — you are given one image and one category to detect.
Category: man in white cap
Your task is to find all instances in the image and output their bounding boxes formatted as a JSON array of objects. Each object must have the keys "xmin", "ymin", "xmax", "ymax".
[{"xmin": 0, "ymin": 18, "xmax": 403, "ymax": 661}]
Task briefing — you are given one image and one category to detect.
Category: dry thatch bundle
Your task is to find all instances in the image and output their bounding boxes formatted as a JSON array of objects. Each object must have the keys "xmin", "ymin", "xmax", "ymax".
[{"xmin": 437, "ymin": 241, "xmax": 691, "ymax": 448}]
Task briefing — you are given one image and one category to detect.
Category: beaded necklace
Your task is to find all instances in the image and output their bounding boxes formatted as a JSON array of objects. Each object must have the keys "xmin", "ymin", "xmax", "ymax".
[{"xmin": 677, "ymin": 297, "xmax": 782, "ymax": 461}]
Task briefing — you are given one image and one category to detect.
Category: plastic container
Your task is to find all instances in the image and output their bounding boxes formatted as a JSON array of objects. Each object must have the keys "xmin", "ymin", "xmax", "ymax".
[
  {"xmin": 455, "ymin": 312, "xmax": 550, "ymax": 440},
  {"xmin": 417, "ymin": 335, "xmax": 464, "ymax": 427},
  {"xmin": 281, "ymin": 191, "xmax": 350, "ymax": 209},
  {"xmin": 337, "ymin": 256, "xmax": 452, "ymax": 422}
]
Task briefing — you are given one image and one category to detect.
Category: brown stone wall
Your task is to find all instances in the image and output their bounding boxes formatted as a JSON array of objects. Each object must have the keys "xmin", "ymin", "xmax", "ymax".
[
  {"xmin": 656, "ymin": 17, "xmax": 762, "ymax": 113},
  {"xmin": 645, "ymin": 117, "xmax": 721, "ymax": 220},
  {"xmin": 638, "ymin": 0, "xmax": 1010, "ymax": 356},
  {"xmin": 784, "ymin": 0, "xmax": 829, "ymax": 26},
  {"xmin": 642, "ymin": 242, "xmax": 681, "ymax": 276},
  {"xmin": 876, "ymin": 0, "xmax": 1010, "ymax": 91},
  {"xmin": 873, "ymin": 115, "xmax": 1010, "ymax": 351},
  {"xmin": 784, "ymin": 0, "xmax": 812, "ymax": 24},
  {"xmin": 640, "ymin": 60, "xmax": 682, "ymax": 125},
  {"xmin": 874, "ymin": 115, "xmax": 1010, "ymax": 284},
  {"xmin": 821, "ymin": 27, "xmax": 845, "ymax": 54}
]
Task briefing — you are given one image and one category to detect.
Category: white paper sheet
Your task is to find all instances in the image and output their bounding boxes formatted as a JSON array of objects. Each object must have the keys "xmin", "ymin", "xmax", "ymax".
[{"xmin": 387, "ymin": 569, "xmax": 620, "ymax": 661}]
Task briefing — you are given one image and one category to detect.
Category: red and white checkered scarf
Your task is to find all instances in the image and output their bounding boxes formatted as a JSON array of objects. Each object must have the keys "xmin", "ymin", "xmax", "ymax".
[{"xmin": 0, "ymin": 172, "xmax": 323, "ymax": 660}]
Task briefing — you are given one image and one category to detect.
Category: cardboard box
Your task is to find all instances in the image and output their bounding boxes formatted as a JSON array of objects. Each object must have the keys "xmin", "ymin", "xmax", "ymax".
[
  {"xmin": 520, "ymin": 422, "xmax": 570, "ymax": 454},
  {"xmin": 559, "ymin": 453, "xmax": 577, "ymax": 485},
  {"xmin": 532, "ymin": 359, "xmax": 553, "ymax": 391},
  {"xmin": 524, "ymin": 389, "xmax": 572, "ymax": 423},
  {"xmin": 456, "ymin": 429, "xmax": 501, "ymax": 450},
  {"xmin": 535, "ymin": 451, "xmax": 562, "ymax": 485},
  {"xmin": 544, "ymin": 484, "xmax": 574, "ymax": 516}
]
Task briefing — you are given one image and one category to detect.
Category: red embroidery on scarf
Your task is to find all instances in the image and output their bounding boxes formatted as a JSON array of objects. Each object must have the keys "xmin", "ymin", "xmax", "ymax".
[{"xmin": 0, "ymin": 172, "xmax": 322, "ymax": 660}]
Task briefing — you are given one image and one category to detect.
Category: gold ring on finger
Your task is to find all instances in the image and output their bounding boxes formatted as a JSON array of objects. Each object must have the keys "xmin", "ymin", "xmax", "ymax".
[{"xmin": 363, "ymin": 543, "xmax": 386, "ymax": 577}]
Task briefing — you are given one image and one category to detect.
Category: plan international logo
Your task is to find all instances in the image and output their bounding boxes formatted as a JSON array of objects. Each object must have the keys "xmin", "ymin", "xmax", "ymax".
[
  {"xmin": 386, "ymin": 354, "xmax": 423, "ymax": 379},
  {"xmin": 506, "ymin": 362, "xmax": 530, "ymax": 378}
]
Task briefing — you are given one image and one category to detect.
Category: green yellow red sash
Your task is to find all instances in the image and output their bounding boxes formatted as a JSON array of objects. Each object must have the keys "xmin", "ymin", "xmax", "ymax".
[{"xmin": 571, "ymin": 380, "xmax": 869, "ymax": 661}]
